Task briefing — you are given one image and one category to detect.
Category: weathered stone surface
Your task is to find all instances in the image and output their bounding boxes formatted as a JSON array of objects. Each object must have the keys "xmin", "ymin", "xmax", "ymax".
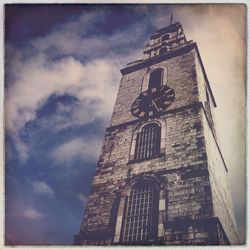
[{"xmin": 74, "ymin": 22, "xmax": 239, "ymax": 246}]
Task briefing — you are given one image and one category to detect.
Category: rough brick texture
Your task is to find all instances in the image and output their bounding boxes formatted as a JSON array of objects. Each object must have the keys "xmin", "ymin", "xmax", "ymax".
[
  {"xmin": 202, "ymin": 111, "xmax": 239, "ymax": 244},
  {"xmin": 74, "ymin": 42, "xmax": 239, "ymax": 245},
  {"xmin": 111, "ymin": 49, "xmax": 199, "ymax": 127}
]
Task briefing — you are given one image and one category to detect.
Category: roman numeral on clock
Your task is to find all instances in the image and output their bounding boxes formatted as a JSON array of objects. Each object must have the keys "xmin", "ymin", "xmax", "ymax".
[{"xmin": 139, "ymin": 112, "xmax": 145, "ymax": 117}]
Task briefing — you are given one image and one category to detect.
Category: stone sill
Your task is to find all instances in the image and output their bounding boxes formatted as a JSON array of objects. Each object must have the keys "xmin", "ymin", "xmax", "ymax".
[{"xmin": 127, "ymin": 153, "xmax": 165, "ymax": 165}]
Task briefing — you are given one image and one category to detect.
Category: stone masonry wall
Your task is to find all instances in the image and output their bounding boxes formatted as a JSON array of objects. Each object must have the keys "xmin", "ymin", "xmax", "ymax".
[
  {"xmin": 80, "ymin": 105, "xmax": 216, "ymax": 244},
  {"xmin": 194, "ymin": 50, "xmax": 239, "ymax": 244},
  {"xmin": 76, "ymin": 46, "xmax": 239, "ymax": 245},
  {"xmin": 110, "ymin": 48, "xmax": 198, "ymax": 127},
  {"xmin": 195, "ymin": 52, "xmax": 216, "ymax": 136},
  {"xmin": 202, "ymin": 111, "xmax": 239, "ymax": 244}
]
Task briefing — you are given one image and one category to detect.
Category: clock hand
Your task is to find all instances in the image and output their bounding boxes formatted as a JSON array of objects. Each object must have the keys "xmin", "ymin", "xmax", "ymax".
[
  {"xmin": 151, "ymin": 100, "xmax": 160, "ymax": 112},
  {"xmin": 154, "ymin": 96, "xmax": 163, "ymax": 101}
]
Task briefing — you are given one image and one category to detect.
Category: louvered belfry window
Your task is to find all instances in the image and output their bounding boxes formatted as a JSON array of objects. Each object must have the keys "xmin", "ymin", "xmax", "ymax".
[
  {"xmin": 148, "ymin": 68, "xmax": 163, "ymax": 89},
  {"xmin": 122, "ymin": 180, "xmax": 157, "ymax": 243},
  {"xmin": 135, "ymin": 123, "xmax": 161, "ymax": 161}
]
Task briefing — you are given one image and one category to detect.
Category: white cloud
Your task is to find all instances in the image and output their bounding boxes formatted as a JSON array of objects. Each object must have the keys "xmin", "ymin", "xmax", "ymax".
[
  {"xmin": 5, "ymin": 48, "xmax": 125, "ymax": 163},
  {"xmin": 5, "ymin": 8, "xmax": 146, "ymax": 163},
  {"xmin": 32, "ymin": 181, "xmax": 54, "ymax": 198},
  {"xmin": 76, "ymin": 193, "xmax": 87, "ymax": 204},
  {"xmin": 5, "ymin": 54, "xmax": 120, "ymax": 161},
  {"xmin": 30, "ymin": 10, "xmax": 107, "ymax": 55},
  {"xmin": 30, "ymin": 9, "xmax": 144, "ymax": 60},
  {"xmin": 14, "ymin": 136, "xmax": 29, "ymax": 162},
  {"xmin": 5, "ymin": 55, "xmax": 85, "ymax": 132},
  {"xmin": 51, "ymin": 136, "xmax": 102, "ymax": 166},
  {"xmin": 23, "ymin": 207, "xmax": 43, "ymax": 220}
]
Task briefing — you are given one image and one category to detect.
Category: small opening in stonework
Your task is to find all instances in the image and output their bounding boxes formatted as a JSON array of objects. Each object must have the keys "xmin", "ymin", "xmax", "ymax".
[
  {"xmin": 162, "ymin": 34, "xmax": 170, "ymax": 41},
  {"xmin": 193, "ymin": 121, "xmax": 202, "ymax": 131},
  {"xmin": 172, "ymin": 42, "xmax": 178, "ymax": 48},
  {"xmin": 159, "ymin": 47, "xmax": 169, "ymax": 55},
  {"xmin": 180, "ymin": 39, "xmax": 185, "ymax": 44}
]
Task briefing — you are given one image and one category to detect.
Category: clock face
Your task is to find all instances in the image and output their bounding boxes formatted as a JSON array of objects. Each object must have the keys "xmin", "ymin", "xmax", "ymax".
[{"xmin": 131, "ymin": 85, "xmax": 175, "ymax": 118}]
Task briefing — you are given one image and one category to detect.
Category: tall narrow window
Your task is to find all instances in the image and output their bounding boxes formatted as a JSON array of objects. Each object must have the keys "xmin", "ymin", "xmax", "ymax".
[
  {"xmin": 148, "ymin": 69, "xmax": 163, "ymax": 89},
  {"xmin": 135, "ymin": 123, "xmax": 161, "ymax": 161},
  {"xmin": 121, "ymin": 180, "xmax": 158, "ymax": 243}
]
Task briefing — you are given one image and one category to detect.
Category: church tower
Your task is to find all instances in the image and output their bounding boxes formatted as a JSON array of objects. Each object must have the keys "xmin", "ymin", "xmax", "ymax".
[{"xmin": 74, "ymin": 21, "xmax": 239, "ymax": 245}]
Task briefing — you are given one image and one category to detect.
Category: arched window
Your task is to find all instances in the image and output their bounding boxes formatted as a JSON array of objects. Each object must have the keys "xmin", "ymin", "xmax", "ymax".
[
  {"xmin": 135, "ymin": 123, "xmax": 161, "ymax": 161},
  {"xmin": 121, "ymin": 179, "xmax": 158, "ymax": 243},
  {"xmin": 162, "ymin": 33, "xmax": 170, "ymax": 41},
  {"xmin": 148, "ymin": 69, "xmax": 163, "ymax": 90}
]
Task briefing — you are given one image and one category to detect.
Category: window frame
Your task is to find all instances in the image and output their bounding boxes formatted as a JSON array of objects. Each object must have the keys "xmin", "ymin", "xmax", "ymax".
[
  {"xmin": 120, "ymin": 179, "xmax": 159, "ymax": 244},
  {"xmin": 129, "ymin": 121, "xmax": 165, "ymax": 164},
  {"xmin": 141, "ymin": 66, "xmax": 167, "ymax": 93},
  {"xmin": 148, "ymin": 68, "xmax": 164, "ymax": 90},
  {"xmin": 134, "ymin": 123, "xmax": 161, "ymax": 161}
]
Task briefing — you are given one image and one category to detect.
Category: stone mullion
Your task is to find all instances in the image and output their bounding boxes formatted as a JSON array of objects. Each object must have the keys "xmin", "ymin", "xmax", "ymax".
[
  {"xmin": 132, "ymin": 190, "xmax": 139, "ymax": 241},
  {"xmin": 141, "ymin": 128, "xmax": 146, "ymax": 159},
  {"xmin": 146, "ymin": 128, "xmax": 150, "ymax": 158},
  {"xmin": 147, "ymin": 190, "xmax": 151, "ymax": 239},
  {"xmin": 126, "ymin": 191, "xmax": 134, "ymax": 242},
  {"xmin": 149, "ymin": 127, "xmax": 154, "ymax": 158},
  {"xmin": 152, "ymin": 125, "xmax": 156, "ymax": 156}
]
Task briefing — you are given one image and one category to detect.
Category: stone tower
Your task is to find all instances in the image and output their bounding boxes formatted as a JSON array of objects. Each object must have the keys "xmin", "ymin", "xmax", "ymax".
[{"xmin": 74, "ymin": 21, "xmax": 239, "ymax": 245}]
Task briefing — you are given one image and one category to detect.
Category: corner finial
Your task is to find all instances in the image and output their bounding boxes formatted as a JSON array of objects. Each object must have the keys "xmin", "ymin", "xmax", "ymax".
[{"xmin": 170, "ymin": 13, "xmax": 173, "ymax": 25}]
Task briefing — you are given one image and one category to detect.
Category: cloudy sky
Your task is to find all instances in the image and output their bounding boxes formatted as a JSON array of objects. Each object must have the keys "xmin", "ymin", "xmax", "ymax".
[{"xmin": 4, "ymin": 4, "xmax": 246, "ymax": 245}]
